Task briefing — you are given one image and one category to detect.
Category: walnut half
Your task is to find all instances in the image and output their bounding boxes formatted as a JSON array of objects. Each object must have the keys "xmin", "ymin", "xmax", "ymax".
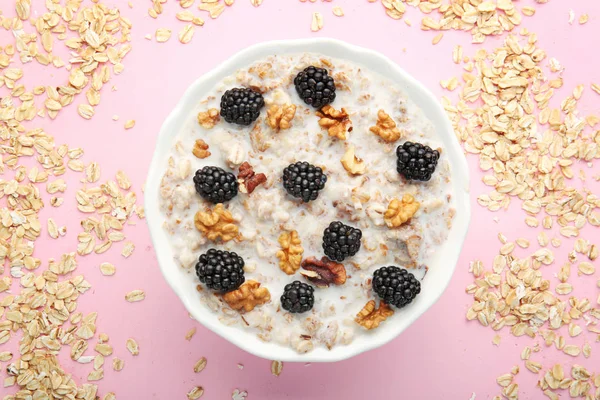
[
  {"xmin": 316, "ymin": 105, "xmax": 353, "ymax": 140},
  {"xmin": 355, "ymin": 300, "xmax": 394, "ymax": 330},
  {"xmin": 197, "ymin": 108, "xmax": 220, "ymax": 129},
  {"xmin": 266, "ymin": 104, "xmax": 296, "ymax": 131},
  {"xmin": 370, "ymin": 109, "xmax": 402, "ymax": 143},
  {"xmin": 300, "ymin": 256, "xmax": 346, "ymax": 287},
  {"xmin": 276, "ymin": 230, "xmax": 304, "ymax": 275},
  {"xmin": 237, "ymin": 162, "xmax": 267, "ymax": 194},
  {"xmin": 222, "ymin": 280, "xmax": 271, "ymax": 312},
  {"xmin": 192, "ymin": 139, "xmax": 211, "ymax": 159},
  {"xmin": 384, "ymin": 194, "xmax": 420, "ymax": 228},
  {"xmin": 194, "ymin": 203, "xmax": 239, "ymax": 242}
]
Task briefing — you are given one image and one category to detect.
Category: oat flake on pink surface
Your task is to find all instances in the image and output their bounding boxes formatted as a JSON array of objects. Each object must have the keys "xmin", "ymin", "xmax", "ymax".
[{"xmin": 1, "ymin": 0, "xmax": 600, "ymax": 399}]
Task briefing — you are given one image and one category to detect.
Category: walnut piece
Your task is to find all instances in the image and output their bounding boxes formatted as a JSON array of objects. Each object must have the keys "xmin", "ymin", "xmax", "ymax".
[
  {"xmin": 340, "ymin": 145, "xmax": 366, "ymax": 175},
  {"xmin": 300, "ymin": 256, "xmax": 346, "ymax": 287},
  {"xmin": 316, "ymin": 105, "xmax": 353, "ymax": 140},
  {"xmin": 266, "ymin": 104, "xmax": 296, "ymax": 131},
  {"xmin": 222, "ymin": 280, "xmax": 271, "ymax": 312},
  {"xmin": 355, "ymin": 300, "xmax": 394, "ymax": 330},
  {"xmin": 194, "ymin": 203, "xmax": 239, "ymax": 242},
  {"xmin": 237, "ymin": 162, "xmax": 267, "ymax": 194},
  {"xmin": 276, "ymin": 230, "xmax": 303, "ymax": 275},
  {"xmin": 384, "ymin": 194, "xmax": 420, "ymax": 228},
  {"xmin": 370, "ymin": 109, "xmax": 402, "ymax": 143},
  {"xmin": 197, "ymin": 108, "xmax": 220, "ymax": 129},
  {"xmin": 192, "ymin": 139, "xmax": 211, "ymax": 159}
]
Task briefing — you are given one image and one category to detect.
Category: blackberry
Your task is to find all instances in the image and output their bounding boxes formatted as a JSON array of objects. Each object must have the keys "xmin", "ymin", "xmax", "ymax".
[
  {"xmin": 322, "ymin": 221, "xmax": 362, "ymax": 262},
  {"xmin": 396, "ymin": 141, "xmax": 440, "ymax": 182},
  {"xmin": 372, "ymin": 266, "xmax": 421, "ymax": 308},
  {"xmin": 195, "ymin": 249, "xmax": 245, "ymax": 292},
  {"xmin": 282, "ymin": 161, "xmax": 327, "ymax": 203},
  {"xmin": 193, "ymin": 166, "xmax": 238, "ymax": 204},
  {"xmin": 281, "ymin": 281, "xmax": 315, "ymax": 313},
  {"xmin": 219, "ymin": 87, "xmax": 265, "ymax": 126},
  {"xmin": 294, "ymin": 66, "xmax": 336, "ymax": 109}
]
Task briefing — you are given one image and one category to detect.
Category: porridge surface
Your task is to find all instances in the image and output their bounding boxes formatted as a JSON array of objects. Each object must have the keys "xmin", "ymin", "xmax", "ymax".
[{"xmin": 159, "ymin": 53, "xmax": 455, "ymax": 353}]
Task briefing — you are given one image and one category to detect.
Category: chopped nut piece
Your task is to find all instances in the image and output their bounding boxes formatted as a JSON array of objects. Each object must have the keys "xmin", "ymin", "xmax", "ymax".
[
  {"xmin": 193, "ymin": 139, "xmax": 211, "ymax": 159},
  {"xmin": 384, "ymin": 195, "xmax": 420, "ymax": 228},
  {"xmin": 194, "ymin": 204, "xmax": 240, "ymax": 242},
  {"xmin": 237, "ymin": 162, "xmax": 267, "ymax": 194},
  {"xmin": 266, "ymin": 104, "xmax": 296, "ymax": 131},
  {"xmin": 197, "ymin": 108, "xmax": 220, "ymax": 129},
  {"xmin": 340, "ymin": 145, "xmax": 366, "ymax": 175},
  {"xmin": 355, "ymin": 300, "xmax": 394, "ymax": 330},
  {"xmin": 276, "ymin": 230, "xmax": 304, "ymax": 275},
  {"xmin": 316, "ymin": 105, "xmax": 353, "ymax": 140},
  {"xmin": 300, "ymin": 256, "xmax": 346, "ymax": 287},
  {"xmin": 222, "ymin": 280, "xmax": 271, "ymax": 312},
  {"xmin": 370, "ymin": 110, "xmax": 402, "ymax": 143}
]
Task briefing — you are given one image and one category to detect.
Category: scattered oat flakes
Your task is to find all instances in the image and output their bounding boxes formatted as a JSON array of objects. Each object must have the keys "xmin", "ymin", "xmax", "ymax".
[
  {"xmin": 122, "ymin": 242, "xmax": 135, "ymax": 258},
  {"xmin": 271, "ymin": 360, "xmax": 283, "ymax": 376},
  {"xmin": 124, "ymin": 120, "xmax": 136, "ymax": 129},
  {"xmin": 126, "ymin": 338, "xmax": 140, "ymax": 356},
  {"xmin": 199, "ymin": 1, "xmax": 225, "ymax": 18},
  {"xmin": 125, "ymin": 290, "xmax": 146, "ymax": 302},
  {"xmin": 156, "ymin": 28, "xmax": 172, "ymax": 42},
  {"xmin": 186, "ymin": 327, "xmax": 197, "ymax": 340},
  {"xmin": 563, "ymin": 345, "xmax": 580, "ymax": 357},
  {"xmin": 179, "ymin": 24, "xmax": 196, "ymax": 44},
  {"xmin": 311, "ymin": 12, "xmax": 323, "ymax": 32},
  {"xmin": 188, "ymin": 386, "xmax": 205, "ymax": 399},
  {"xmin": 332, "ymin": 6, "xmax": 344, "ymax": 17},
  {"xmin": 100, "ymin": 262, "xmax": 116, "ymax": 276},
  {"xmin": 194, "ymin": 357, "xmax": 207, "ymax": 373},
  {"xmin": 78, "ymin": 104, "xmax": 95, "ymax": 120}
]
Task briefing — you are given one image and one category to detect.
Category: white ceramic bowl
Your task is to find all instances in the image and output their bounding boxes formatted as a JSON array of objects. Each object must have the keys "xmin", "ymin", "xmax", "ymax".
[{"xmin": 145, "ymin": 38, "xmax": 471, "ymax": 363}]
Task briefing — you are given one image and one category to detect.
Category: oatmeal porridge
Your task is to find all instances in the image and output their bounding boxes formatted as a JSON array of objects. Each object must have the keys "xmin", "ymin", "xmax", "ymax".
[{"xmin": 159, "ymin": 53, "xmax": 455, "ymax": 353}]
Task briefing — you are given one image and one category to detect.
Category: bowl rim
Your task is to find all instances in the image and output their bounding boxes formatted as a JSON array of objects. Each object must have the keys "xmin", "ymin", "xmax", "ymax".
[{"xmin": 145, "ymin": 37, "xmax": 471, "ymax": 363}]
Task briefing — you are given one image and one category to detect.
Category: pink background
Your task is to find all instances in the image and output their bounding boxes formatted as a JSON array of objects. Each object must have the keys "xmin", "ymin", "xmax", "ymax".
[{"xmin": 3, "ymin": 0, "xmax": 600, "ymax": 399}]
